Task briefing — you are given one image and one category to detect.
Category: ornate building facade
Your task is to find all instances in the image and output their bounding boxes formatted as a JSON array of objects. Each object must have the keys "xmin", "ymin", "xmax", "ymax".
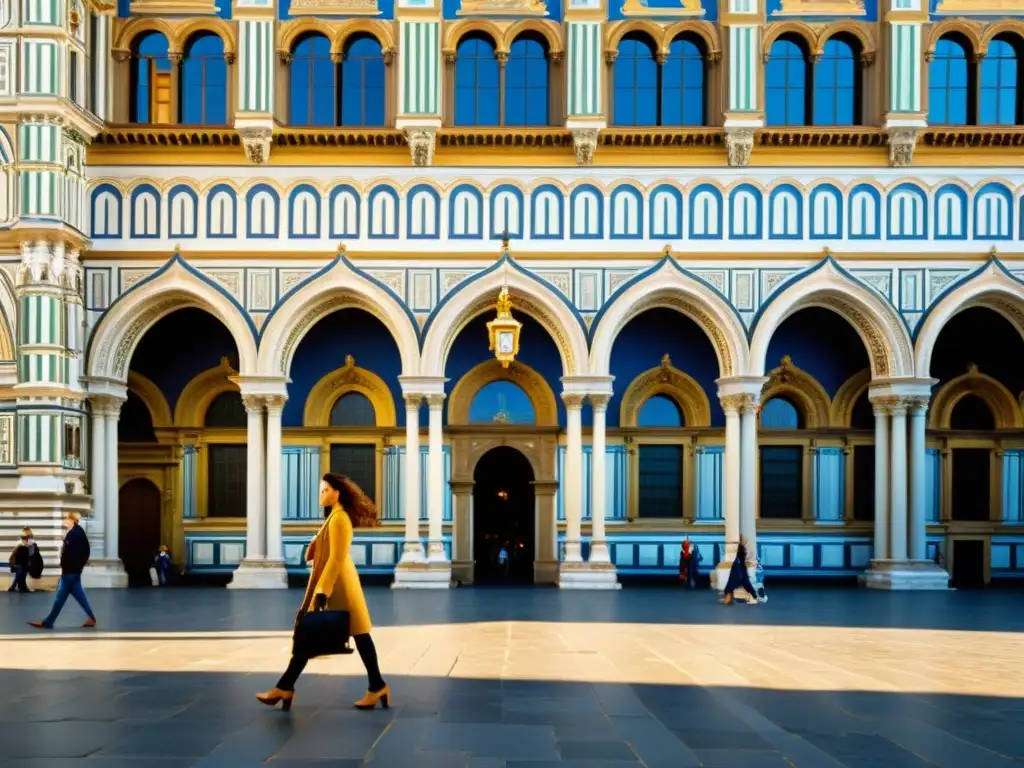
[{"xmin": 2, "ymin": 0, "xmax": 1023, "ymax": 590}]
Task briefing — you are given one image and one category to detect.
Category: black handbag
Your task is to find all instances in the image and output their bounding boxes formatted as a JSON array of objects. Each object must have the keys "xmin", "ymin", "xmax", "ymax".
[{"xmin": 292, "ymin": 595, "xmax": 354, "ymax": 659}]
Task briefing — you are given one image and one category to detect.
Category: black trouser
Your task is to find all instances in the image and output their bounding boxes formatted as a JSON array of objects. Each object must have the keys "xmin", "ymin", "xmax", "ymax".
[
  {"xmin": 724, "ymin": 567, "xmax": 755, "ymax": 597},
  {"xmin": 277, "ymin": 633, "xmax": 385, "ymax": 692},
  {"xmin": 8, "ymin": 565, "xmax": 29, "ymax": 592}
]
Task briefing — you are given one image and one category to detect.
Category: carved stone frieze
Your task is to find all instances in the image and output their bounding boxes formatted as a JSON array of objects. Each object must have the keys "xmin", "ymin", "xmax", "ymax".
[
  {"xmin": 405, "ymin": 128, "xmax": 437, "ymax": 167},
  {"xmin": 887, "ymin": 127, "xmax": 917, "ymax": 168},
  {"xmin": 238, "ymin": 125, "xmax": 273, "ymax": 165},
  {"xmin": 724, "ymin": 127, "xmax": 754, "ymax": 167},
  {"xmin": 570, "ymin": 128, "xmax": 599, "ymax": 166}
]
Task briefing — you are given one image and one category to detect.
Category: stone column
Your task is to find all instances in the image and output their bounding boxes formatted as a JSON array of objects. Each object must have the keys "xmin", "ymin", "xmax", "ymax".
[
  {"xmin": 264, "ymin": 395, "xmax": 287, "ymax": 571},
  {"xmin": 399, "ymin": 395, "xmax": 424, "ymax": 564},
  {"xmin": 534, "ymin": 481, "xmax": 559, "ymax": 584},
  {"xmin": 426, "ymin": 394, "xmax": 446, "ymax": 562},
  {"xmin": 89, "ymin": 406, "xmax": 107, "ymax": 558},
  {"xmin": 719, "ymin": 395, "xmax": 742, "ymax": 587},
  {"xmin": 872, "ymin": 402, "xmax": 890, "ymax": 561},
  {"xmin": 908, "ymin": 397, "xmax": 928, "ymax": 562},
  {"xmin": 450, "ymin": 480, "xmax": 474, "ymax": 584},
  {"xmin": 103, "ymin": 400, "xmax": 124, "ymax": 568},
  {"xmin": 588, "ymin": 394, "xmax": 610, "ymax": 564},
  {"xmin": 739, "ymin": 394, "xmax": 759, "ymax": 561},
  {"xmin": 889, "ymin": 401, "xmax": 909, "ymax": 562},
  {"xmin": 561, "ymin": 393, "xmax": 584, "ymax": 563}
]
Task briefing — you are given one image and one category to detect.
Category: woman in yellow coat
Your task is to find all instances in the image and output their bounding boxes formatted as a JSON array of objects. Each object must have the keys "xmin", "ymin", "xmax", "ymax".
[{"xmin": 257, "ymin": 473, "xmax": 388, "ymax": 711}]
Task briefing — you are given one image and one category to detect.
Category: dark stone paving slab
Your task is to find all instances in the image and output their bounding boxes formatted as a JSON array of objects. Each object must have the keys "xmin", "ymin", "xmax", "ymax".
[{"xmin": 3, "ymin": 586, "xmax": 1024, "ymax": 767}]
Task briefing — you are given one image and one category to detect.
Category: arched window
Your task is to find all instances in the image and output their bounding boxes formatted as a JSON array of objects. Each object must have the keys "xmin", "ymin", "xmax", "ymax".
[
  {"xmin": 814, "ymin": 36, "xmax": 858, "ymax": 125},
  {"xmin": 505, "ymin": 34, "xmax": 549, "ymax": 126},
  {"xmin": 330, "ymin": 392, "xmax": 377, "ymax": 427},
  {"xmin": 181, "ymin": 33, "xmax": 227, "ymax": 125},
  {"xmin": 760, "ymin": 397, "xmax": 801, "ymax": 429},
  {"xmin": 290, "ymin": 33, "xmax": 334, "ymax": 126},
  {"xmin": 950, "ymin": 394, "xmax": 996, "ymax": 430},
  {"xmin": 613, "ymin": 33, "xmax": 658, "ymax": 126},
  {"xmin": 980, "ymin": 35, "xmax": 1023, "ymax": 125},
  {"xmin": 765, "ymin": 35, "xmax": 809, "ymax": 126},
  {"xmin": 119, "ymin": 390, "xmax": 157, "ymax": 442},
  {"xmin": 130, "ymin": 32, "xmax": 172, "ymax": 124},
  {"xmin": 204, "ymin": 391, "xmax": 246, "ymax": 428},
  {"xmin": 661, "ymin": 34, "xmax": 705, "ymax": 126},
  {"xmin": 340, "ymin": 35, "xmax": 386, "ymax": 127},
  {"xmin": 469, "ymin": 381, "xmax": 535, "ymax": 424},
  {"xmin": 637, "ymin": 395, "xmax": 684, "ymax": 427},
  {"xmin": 929, "ymin": 34, "xmax": 971, "ymax": 125},
  {"xmin": 455, "ymin": 33, "xmax": 500, "ymax": 126}
]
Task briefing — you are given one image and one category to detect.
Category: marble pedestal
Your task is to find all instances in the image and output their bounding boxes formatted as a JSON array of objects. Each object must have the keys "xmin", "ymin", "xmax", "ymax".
[
  {"xmin": 81, "ymin": 559, "xmax": 129, "ymax": 589},
  {"xmin": 859, "ymin": 559, "xmax": 950, "ymax": 590},
  {"xmin": 558, "ymin": 561, "xmax": 622, "ymax": 589},
  {"xmin": 392, "ymin": 560, "xmax": 452, "ymax": 589},
  {"xmin": 227, "ymin": 559, "xmax": 289, "ymax": 589}
]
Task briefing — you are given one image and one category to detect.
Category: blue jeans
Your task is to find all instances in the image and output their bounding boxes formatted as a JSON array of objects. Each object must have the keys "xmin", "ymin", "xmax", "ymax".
[
  {"xmin": 41, "ymin": 574, "xmax": 95, "ymax": 626},
  {"xmin": 8, "ymin": 565, "xmax": 28, "ymax": 592}
]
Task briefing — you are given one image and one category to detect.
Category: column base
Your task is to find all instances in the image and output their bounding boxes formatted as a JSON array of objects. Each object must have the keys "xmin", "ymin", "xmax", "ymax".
[
  {"xmin": 558, "ymin": 561, "xmax": 621, "ymax": 590},
  {"xmin": 533, "ymin": 559, "xmax": 559, "ymax": 585},
  {"xmin": 427, "ymin": 541, "xmax": 449, "ymax": 563},
  {"xmin": 391, "ymin": 560, "xmax": 452, "ymax": 589},
  {"xmin": 81, "ymin": 559, "xmax": 128, "ymax": 589},
  {"xmin": 227, "ymin": 559, "xmax": 289, "ymax": 589},
  {"xmin": 398, "ymin": 541, "xmax": 426, "ymax": 565},
  {"xmin": 588, "ymin": 540, "xmax": 612, "ymax": 564},
  {"xmin": 859, "ymin": 559, "xmax": 949, "ymax": 590}
]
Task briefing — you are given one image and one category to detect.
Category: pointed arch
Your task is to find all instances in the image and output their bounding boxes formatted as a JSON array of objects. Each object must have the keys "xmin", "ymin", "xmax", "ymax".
[
  {"xmin": 127, "ymin": 370, "xmax": 173, "ymax": 427},
  {"xmin": 303, "ymin": 354, "xmax": 397, "ymax": 427},
  {"xmin": 421, "ymin": 259, "xmax": 589, "ymax": 378},
  {"xmin": 257, "ymin": 256, "xmax": 420, "ymax": 378},
  {"xmin": 86, "ymin": 256, "xmax": 258, "ymax": 383},
  {"xmin": 915, "ymin": 261, "xmax": 1024, "ymax": 379},
  {"xmin": 748, "ymin": 259, "xmax": 913, "ymax": 379},
  {"xmin": 448, "ymin": 359, "xmax": 558, "ymax": 426},
  {"xmin": 590, "ymin": 258, "xmax": 747, "ymax": 379},
  {"xmin": 620, "ymin": 353, "xmax": 711, "ymax": 428},
  {"xmin": 760, "ymin": 355, "xmax": 832, "ymax": 429},
  {"xmin": 930, "ymin": 364, "xmax": 1023, "ymax": 430},
  {"xmin": 174, "ymin": 357, "xmax": 240, "ymax": 427}
]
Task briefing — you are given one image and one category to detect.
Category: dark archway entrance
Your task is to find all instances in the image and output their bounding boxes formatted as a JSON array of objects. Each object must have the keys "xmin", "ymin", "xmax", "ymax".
[
  {"xmin": 119, "ymin": 478, "xmax": 162, "ymax": 587},
  {"xmin": 473, "ymin": 446, "xmax": 535, "ymax": 584}
]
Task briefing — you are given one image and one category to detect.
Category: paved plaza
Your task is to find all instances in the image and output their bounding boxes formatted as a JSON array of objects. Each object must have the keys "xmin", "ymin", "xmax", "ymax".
[{"xmin": 2, "ymin": 586, "xmax": 1024, "ymax": 767}]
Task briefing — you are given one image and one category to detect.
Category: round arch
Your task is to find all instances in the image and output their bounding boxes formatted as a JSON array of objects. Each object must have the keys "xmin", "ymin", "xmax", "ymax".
[
  {"xmin": 0, "ymin": 269, "xmax": 16, "ymax": 361},
  {"xmin": 334, "ymin": 19, "xmax": 396, "ymax": 56},
  {"xmin": 748, "ymin": 260, "xmax": 913, "ymax": 379},
  {"xmin": 930, "ymin": 364, "xmax": 1023, "ymax": 430},
  {"xmin": 257, "ymin": 258, "xmax": 420, "ymax": 378},
  {"xmin": 590, "ymin": 261, "xmax": 747, "ymax": 379},
  {"xmin": 112, "ymin": 17, "xmax": 176, "ymax": 53},
  {"xmin": 174, "ymin": 357, "xmax": 240, "ymax": 427},
  {"xmin": 86, "ymin": 258, "xmax": 258, "ymax": 383},
  {"xmin": 444, "ymin": 19, "xmax": 507, "ymax": 54},
  {"xmin": 761, "ymin": 21, "xmax": 817, "ymax": 60},
  {"xmin": 760, "ymin": 355, "xmax": 832, "ymax": 429},
  {"xmin": 620, "ymin": 353, "xmax": 711, "ymax": 428},
  {"xmin": 127, "ymin": 370, "xmax": 173, "ymax": 427},
  {"xmin": 421, "ymin": 263, "xmax": 589, "ymax": 378},
  {"xmin": 278, "ymin": 18, "xmax": 331, "ymax": 54},
  {"xmin": 829, "ymin": 368, "xmax": 871, "ymax": 428},
  {"xmin": 503, "ymin": 19, "xmax": 564, "ymax": 55},
  {"xmin": 926, "ymin": 19, "xmax": 984, "ymax": 57},
  {"xmin": 449, "ymin": 359, "xmax": 558, "ymax": 426},
  {"xmin": 606, "ymin": 20, "xmax": 665, "ymax": 54},
  {"xmin": 915, "ymin": 263, "xmax": 1024, "ymax": 379},
  {"xmin": 303, "ymin": 354, "xmax": 397, "ymax": 427}
]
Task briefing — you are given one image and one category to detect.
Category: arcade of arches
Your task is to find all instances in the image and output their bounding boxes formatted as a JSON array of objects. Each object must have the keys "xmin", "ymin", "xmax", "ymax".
[{"xmin": 92, "ymin": 297, "xmax": 1024, "ymax": 590}]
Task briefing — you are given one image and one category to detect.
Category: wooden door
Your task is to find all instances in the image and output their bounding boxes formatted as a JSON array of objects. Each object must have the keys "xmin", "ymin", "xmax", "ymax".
[{"xmin": 119, "ymin": 478, "xmax": 163, "ymax": 587}]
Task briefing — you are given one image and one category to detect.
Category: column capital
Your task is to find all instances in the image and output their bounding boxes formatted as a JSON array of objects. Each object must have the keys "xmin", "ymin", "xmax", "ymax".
[
  {"xmin": 719, "ymin": 392, "xmax": 758, "ymax": 415},
  {"xmin": 404, "ymin": 393, "xmax": 423, "ymax": 410},
  {"xmin": 399, "ymin": 375, "xmax": 448, "ymax": 398},
  {"xmin": 264, "ymin": 393, "xmax": 287, "ymax": 413},
  {"xmin": 716, "ymin": 375, "xmax": 767, "ymax": 401},
  {"xmin": 241, "ymin": 394, "xmax": 264, "ymax": 414},
  {"xmin": 561, "ymin": 392, "xmax": 586, "ymax": 410},
  {"xmin": 868, "ymin": 377, "xmax": 937, "ymax": 403},
  {"xmin": 229, "ymin": 375, "xmax": 288, "ymax": 402},
  {"xmin": 589, "ymin": 393, "xmax": 611, "ymax": 412},
  {"xmin": 426, "ymin": 393, "xmax": 446, "ymax": 409},
  {"xmin": 89, "ymin": 393, "xmax": 126, "ymax": 417},
  {"xmin": 906, "ymin": 395, "xmax": 930, "ymax": 414}
]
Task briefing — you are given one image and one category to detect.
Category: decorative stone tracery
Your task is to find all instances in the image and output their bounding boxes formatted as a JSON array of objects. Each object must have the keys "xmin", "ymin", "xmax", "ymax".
[
  {"xmin": 448, "ymin": 359, "xmax": 558, "ymax": 427},
  {"xmin": 760, "ymin": 355, "xmax": 831, "ymax": 429},
  {"xmin": 620, "ymin": 354, "xmax": 711, "ymax": 428},
  {"xmin": 929, "ymin": 364, "xmax": 1023, "ymax": 430},
  {"xmin": 303, "ymin": 354, "xmax": 397, "ymax": 427}
]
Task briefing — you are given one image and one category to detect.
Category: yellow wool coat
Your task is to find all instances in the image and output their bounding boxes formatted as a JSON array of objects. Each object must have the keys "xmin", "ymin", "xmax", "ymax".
[{"xmin": 300, "ymin": 507, "xmax": 372, "ymax": 636}]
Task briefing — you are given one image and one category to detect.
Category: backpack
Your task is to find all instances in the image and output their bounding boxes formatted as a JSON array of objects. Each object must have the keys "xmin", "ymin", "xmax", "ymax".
[{"xmin": 28, "ymin": 545, "xmax": 44, "ymax": 580}]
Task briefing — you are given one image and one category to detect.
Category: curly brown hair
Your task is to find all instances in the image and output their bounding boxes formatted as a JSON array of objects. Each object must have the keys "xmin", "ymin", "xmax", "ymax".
[{"xmin": 322, "ymin": 473, "xmax": 379, "ymax": 528}]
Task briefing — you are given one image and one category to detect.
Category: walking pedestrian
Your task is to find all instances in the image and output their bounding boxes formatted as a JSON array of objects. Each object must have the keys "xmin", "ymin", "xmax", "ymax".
[{"xmin": 28, "ymin": 512, "xmax": 96, "ymax": 629}]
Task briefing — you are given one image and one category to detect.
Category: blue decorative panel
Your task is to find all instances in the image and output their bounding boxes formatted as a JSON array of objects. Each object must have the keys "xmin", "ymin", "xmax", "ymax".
[
  {"xmin": 556, "ymin": 445, "xmax": 628, "ymax": 521},
  {"xmin": 790, "ymin": 544, "xmax": 814, "ymax": 568},
  {"xmin": 182, "ymin": 445, "xmax": 197, "ymax": 519},
  {"xmin": 933, "ymin": 184, "xmax": 968, "ymax": 240},
  {"xmin": 927, "ymin": 448, "xmax": 942, "ymax": 523},
  {"xmin": 282, "ymin": 446, "xmax": 321, "ymax": 520},
  {"xmin": 689, "ymin": 184, "xmax": 723, "ymax": 239},
  {"xmin": 809, "ymin": 184, "xmax": 842, "ymax": 239},
  {"xmin": 288, "ymin": 184, "xmax": 321, "ymax": 239},
  {"xmin": 888, "ymin": 183, "xmax": 927, "ymax": 240},
  {"xmin": 328, "ymin": 184, "xmax": 360, "ymax": 239},
  {"xmin": 974, "ymin": 182, "xmax": 1012, "ymax": 240},
  {"xmin": 380, "ymin": 445, "xmax": 452, "ymax": 522},
  {"xmin": 848, "ymin": 184, "xmax": 881, "ymax": 240},
  {"xmin": 569, "ymin": 184, "xmax": 603, "ymax": 239},
  {"xmin": 246, "ymin": 184, "xmax": 279, "ymax": 238},
  {"xmin": 90, "ymin": 183, "xmax": 122, "ymax": 239},
  {"xmin": 490, "ymin": 184, "xmax": 524, "ymax": 239},
  {"xmin": 813, "ymin": 447, "xmax": 845, "ymax": 522},
  {"xmin": 820, "ymin": 544, "xmax": 844, "ymax": 568},
  {"xmin": 649, "ymin": 184, "xmax": 682, "ymax": 239},
  {"xmin": 206, "ymin": 184, "xmax": 237, "ymax": 238},
  {"xmin": 609, "ymin": 185, "xmax": 643, "ymax": 239},
  {"xmin": 728, "ymin": 184, "xmax": 762, "ymax": 239},
  {"xmin": 761, "ymin": 544, "xmax": 785, "ymax": 567},
  {"xmin": 991, "ymin": 545, "xmax": 1011, "ymax": 569},
  {"xmin": 850, "ymin": 544, "xmax": 871, "ymax": 568},
  {"xmin": 449, "ymin": 184, "xmax": 484, "ymax": 240},
  {"xmin": 695, "ymin": 446, "xmax": 723, "ymax": 520},
  {"xmin": 367, "ymin": 185, "xmax": 399, "ymax": 239},
  {"xmin": 406, "ymin": 185, "xmax": 441, "ymax": 239},
  {"xmin": 167, "ymin": 184, "xmax": 198, "ymax": 239},
  {"xmin": 768, "ymin": 184, "xmax": 803, "ymax": 239},
  {"xmin": 530, "ymin": 184, "xmax": 563, "ymax": 239},
  {"xmin": 1003, "ymin": 450, "xmax": 1024, "ymax": 523},
  {"xmin": 129, "ymin": 184, "xmax": 160, "ymax": 239}
]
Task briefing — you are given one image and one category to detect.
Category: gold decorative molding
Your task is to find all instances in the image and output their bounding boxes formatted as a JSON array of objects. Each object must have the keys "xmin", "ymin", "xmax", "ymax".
[
  {"xmin": 448, "ymin": 359, "xmax": 558, "ymax": 427},
  {"xmin": 760, "ymin": 356, "xmax": 831, "ymax": 429},
  {"xmin": 303, "ymin": 354, "xmax": 396, "ymax": 428},
  {"xmin": 829, "ymin": 368, "xmax": 870, "ymax": 428},
  {"xmin": 930, "ymin": 363, "xmax": 1023, "ymax": 430},
  {"xmin": 620, "ymin": 354, "xmax": 711, "ymax": 428},
  {"xmin": 174, "ymin": 357, "xmax": 240, "ymax": 427},
  {"xmin": 288, "ymin": 0, "xmax": 382, "ymax": 17},
  {"xmin": 113, "ymin": 16, "xmax": 237, "ymax": 56},
  {"xmin": 127, "ymin": 370, "xmax": 173, "ymax": 428}
]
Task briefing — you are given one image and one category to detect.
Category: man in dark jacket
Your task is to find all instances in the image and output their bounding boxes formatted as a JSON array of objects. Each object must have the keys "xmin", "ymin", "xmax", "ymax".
[{"xmin": 29, "ymin": 512, "xmax": 97, "ymax": 629}]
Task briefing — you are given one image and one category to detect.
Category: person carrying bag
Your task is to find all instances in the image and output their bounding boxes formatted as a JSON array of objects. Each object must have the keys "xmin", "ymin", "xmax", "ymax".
[{"xmin": 257, "ymin": 473, "xmax": 387, "ymax": 712}]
